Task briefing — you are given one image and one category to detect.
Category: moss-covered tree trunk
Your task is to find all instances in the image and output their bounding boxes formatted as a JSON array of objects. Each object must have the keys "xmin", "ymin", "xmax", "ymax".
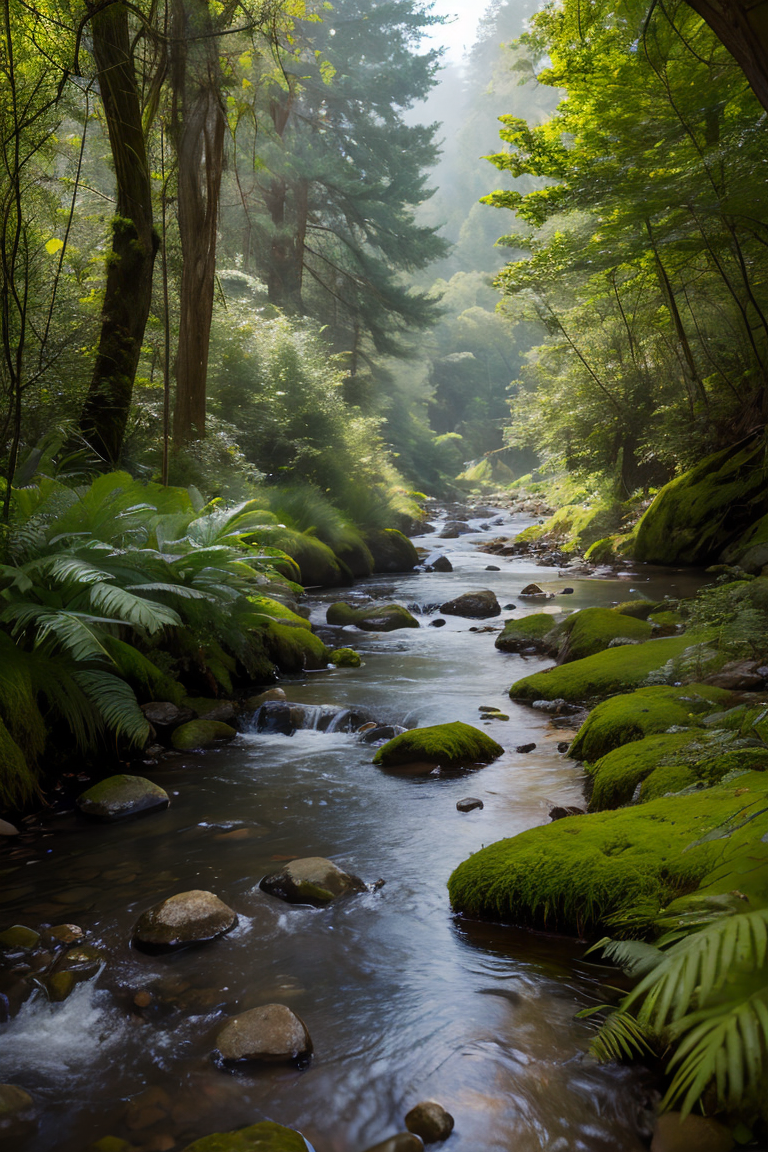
[
  {"xmin": 78, "ymin": 1, "xmax": 157, "ymax": 466},
  {"xmin": 170, "ymin": 0, "xmax": 226, "ymax": 446}
]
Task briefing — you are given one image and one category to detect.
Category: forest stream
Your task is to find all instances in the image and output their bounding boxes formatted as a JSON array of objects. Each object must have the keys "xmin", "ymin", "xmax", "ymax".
[{"xmin": 0, "ymin": 506, "xmax": 709, "ymax": 1152}]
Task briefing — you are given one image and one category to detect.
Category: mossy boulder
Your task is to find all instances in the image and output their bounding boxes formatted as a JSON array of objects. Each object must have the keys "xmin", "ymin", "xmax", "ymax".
[
  {"xmin": 278, "ymin": 532, "xmax": 350, "ymax": 587},
  {"xmin": 614, "ymin": 600, "xmax": 665, "ymax": 620},
  {"xmin": 640, "ymin": 763, "xmax": 699, "ymax": 802},
  {"xmin": 133, "ymin": 890, "xmax": 236, "ymax": 949},
  {"xmin": 448, "ymin": 772, "xmax": 768, "ymax": 935},
  {"xmin": 262, "ymin": 621, "xmax": 330, "ymax": 672},
  {"xmin": 181, "ymin": 1121, "xmax": 310, "ymax": 1152},
  {"xmin": 247, "ymin": 595, "xmax": 311, "ymax": 629},
  {"xmin": 508, "ymin": 634, "xmax": 711, "ymax": 704},
  {"xmin": 0, "ymin": 925, "xmax": 39, "ymax": 951},
  {"xmin": 583, "ymin": 533, "xmax": 635, "ymax": 563},
  {"xmin": 326, "ymin": 602, "xmax": 419, "ymax": 632},
  {"xmin": 171, "ymin": 720, "xmax": 238, "ymax": 751},
  {"xmin": 373, "ymin": 720, "xmax": 504, "ymax": 769},
  {"xmin": 556, "ymin": 607, "xmax": 652, "ymax": 662},
  {"xmin": 721, "ymin": 510, "xmax": 768, "ymax": 573},
  {"xmin": 334, "ymin": 536, "xmax": 375, "ymax": 578},
  {"xmin": 329, "ymin": 647, "xmax": 362, "ymax": 667},
  {"xmin": 587, "ymin": 732, "xmax": 702, "ymax": 811},
  {"xmin": 495, "ymin": 613, "xmax": 559, "ymax": 654},
  {"xmin": 76, "ymin": 775, "xmax": 170, "ymax": 821},
  {"xmin": 569, "ymin": 684, "xmax": 730, "ymax": 761},
  {"xmin": 365, "ymin": 528, "xmax": 419, "ymax": 573},
  {"xmin": 634, "ymin": 435, "xmax": 768, "ymax": 565},
  {"xmin": 259, "ymin": 857, "xmax": 366, "ymax": 906}
]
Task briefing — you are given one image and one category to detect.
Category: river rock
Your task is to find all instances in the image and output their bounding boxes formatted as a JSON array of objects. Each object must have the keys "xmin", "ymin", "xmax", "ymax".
[
  {"xmin": 188, "ymin": 698, "xmax": 237, "ymax": 723},
  {"xmin": 0, "ymin": 818, "xmax": 19, "ymax": 836},
  {"xmin": 516, "ymin": 742, "xmax": 536, "ymax": 753},
  {"xmin": 133, "ymin": 890, "xmax": 236, "ymax": 949},
  {"xmin": 247, "ymin": 688, "xmax": 287, "ymax": 709},
  {"xmin": 0, "ymin": 1084, "xmax": 33, "ymax": 1116},
  {"xmin": 703, "ymin": 658, "xmax": 768, "ymax": 690},
  {"xmin": 373, "ymin": 721, "xmax": 504, "ymax": 769},
  {"xmin": 429, "ymin": 619, "xmax": 446, "ymax": 627},
  {"xmin": 171, "ymin": 720, "xmax": 237, "ymax": 751},
  {"xmin": 330, "ymin": 647, "xmax": 362, "ymax": 667},
  {"xmin": 326, "ymin": 602, "xmax": 420, "ymax": 631},
  {"xmin": 76, "ymin": 775, "xmax": 169, "ymax": 821},
  {"xmin": 365, "ymin": 529, "xmax": 419, "ymax": 573},
  {"xmin": 180, "ymin": 1120, "xmax": 311, "ymax": 1152},
  {"xmin": 457, "ymin": 797, "xmax": 483, "ymax": 812},
  {"xmin": 215, "ymin": 1004, "xmax": 312, "ymax": 1064},
  {"xmin": 361, "ymin": 1136, "xmax": 424, "ymax": 1152},
  {"xmin": 256, "ymin": 701, "xmax": 296, "ymax": 736},
  {"xmin": 140, "ymin": 701, "xmax": 195, "ymax": 731},
  {"xmin": 520, "ymin": 583, "xmax": 546, "ymax": 596},
  {"xmin": 260, "ymin": 857, "xmax": 367, "ymax": 906},
  {"xmin": 485, "ymin": 565, "xmax": 500, "ymax": 571},
  {"xmin": 360, "ymin": 725, "xmax": 406, "ymax": 744},
  {"xmin": 424, "ymin": 553, "xmax": 453, "ymax": 572},
  {"xmin": 549, "ymin": 805, "xmax": 585, "ymax": 821},
  {"xmin": 0, "ymin": 925, "xmax": 39, "ymax": 952},
  {"xmin": 405, "ymin": 1101, "xmax": 454, "ymax": 1143},
  {"xmin": 42, "ymin": 924, "xmax": 83, "ymax": 950},
  {"xmin": 439, "ymin": 520, "xmax": 472, "ymax": 538},
  {"xmin": 650, "ymin": 1113, "xmax": 734, "ymax": 1152},
  {"xmin": 439, "ymin": 590, "xmax": 500, "ymax": 619}
]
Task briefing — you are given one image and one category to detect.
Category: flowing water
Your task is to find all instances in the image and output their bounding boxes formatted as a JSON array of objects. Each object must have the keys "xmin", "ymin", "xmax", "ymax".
[{"xmin": 0, "ymin": 507, "xmax": 707, "ymax": 1152}]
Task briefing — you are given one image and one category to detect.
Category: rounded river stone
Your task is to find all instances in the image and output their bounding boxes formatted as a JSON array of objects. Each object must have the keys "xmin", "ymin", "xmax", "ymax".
[
  {"xmin": 456, "ymin": 797, "xmax": 483, "ymax": 813},
  {"xmin": 260, "ymin": 857, "xmax": 367, "ymax": 907},
  {"xmin": 133, "ymin": 890, "xmax": 236, "ymax": 949},
  {"xmin": 439, "ymin": 589, "xmax": 500, "ymax": 619},
  {"xmin": 405, "ymin": 1101, "xmax": 455, "ymax": 1143},
  {"xmin": 215, "ymin": 1004, "xmax": 312, "ymax": 1063},
  {"xmin": 361, "ymin": 1136, "xmax": 424, "ymax": 1152},
  {"xmin": 0, "ymin": 1084, "xmax": 33, "ymax": 1116},
  {"xmin": 76, "ymin": 775, "xmax": 169, "ymax": 821}
]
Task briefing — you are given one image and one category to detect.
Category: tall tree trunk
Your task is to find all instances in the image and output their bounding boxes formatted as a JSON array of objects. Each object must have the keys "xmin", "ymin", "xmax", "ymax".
[
  {"xmin": 684, "ymin": 0, "xmax": 768, "ymax": 113},
  {"xmin": 79, "ymin": 1, "xmax": 157, "ymax": 466},
  {"xmin": 170, "ymin": 0, "xmax": 226, "ymax": 446}
]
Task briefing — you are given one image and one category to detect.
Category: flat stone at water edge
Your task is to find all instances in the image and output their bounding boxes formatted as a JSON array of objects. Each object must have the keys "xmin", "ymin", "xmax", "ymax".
[
  {"xmin": 651, "ymin": 1113, "xmax": 734, "ymax": 1152},
  {"xmin": 520, "ymin": 583, "xmax": 546, "ymax": 596},
  {"xmin": 0, "ymin": 818, "xmax": 19, "ymax": 836},
  {"xmin": 140, "ymin": 701, "xmax": 195, "ymax": 729},
  {"xmin": 457, "ymin": 797, "xmax": 483, "ymax": 812},
  {"xmin": 133, "ymin": 890, "xmax": 237, "ymax": 949},
  {"xmin": 260, "ymin": 856, "xmax": 367, "ymax": 906},
  {"xmin": 405, "ymin": 1100, "xmax": 455, "ymax": 1143},
  {"xmin": 76, "ymin": 774, "xmax": 169, "ymax": 821},
  {"xmin": 215, "ymin": 1003, "xmax": 312, "ymax": 1063}
]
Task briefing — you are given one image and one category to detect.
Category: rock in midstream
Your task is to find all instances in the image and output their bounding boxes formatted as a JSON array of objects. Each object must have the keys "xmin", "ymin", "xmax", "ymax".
[
  {"xmin": 456, "ymin": 797, "xmax": 483, "ymax": 812},
  {"xmin": 439, "ymin": 590, "xmax": 500, "ymax": 619},
  {"xmin": 215, "ymin": 1004, "xmax": 312, "ymax": 1064},
  {"xmin": 361, "ymin": 1136, "xmax": 424, "ymax": 1152},
  {"xmin": 76, "ymin": 774, "xmax": 169, "ymax": 821},
  {"xmin": 405, "ymin": 1101, "xmax": 455, "ymax": 1143},
  {"xmin": 133, "ymin": 890, "xmax": 237, "ymax": 950},
  {"xmin": 259, "ymin": 857, "xmax": 367, "ymax": 907}
]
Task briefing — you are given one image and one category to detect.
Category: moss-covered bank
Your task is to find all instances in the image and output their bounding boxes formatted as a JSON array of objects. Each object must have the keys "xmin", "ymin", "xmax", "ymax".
[{"xmin": 448, "ymin": 773, "xmax": 768, "ymax": 936}]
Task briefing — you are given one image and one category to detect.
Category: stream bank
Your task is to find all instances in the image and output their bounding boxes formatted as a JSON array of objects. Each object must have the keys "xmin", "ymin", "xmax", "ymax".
[{"xmin": 0, "ymin": 505, "xmax": 709, "ymax": 1152}]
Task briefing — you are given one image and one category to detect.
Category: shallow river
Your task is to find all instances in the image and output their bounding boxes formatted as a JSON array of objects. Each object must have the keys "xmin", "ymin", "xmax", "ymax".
[{"xmin": 0, "ymin": 507, "xmax": 706, "ymax": 1152}]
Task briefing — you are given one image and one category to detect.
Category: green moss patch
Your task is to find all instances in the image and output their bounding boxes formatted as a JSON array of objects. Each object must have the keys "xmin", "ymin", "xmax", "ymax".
[
  {"xmin": 247, "ymin": 595, "xmax": 310, "ymax": 629},
  {"xmin": 557, "ymin": 607, "xmax": 652, "ymax": 662},
  {"xmin": 448, "ymin": 773, "xmax": 768, "ymax": 936},
  {"xmin": 570, "ymin": 684, "xmax": 730, "ymax": 761},
  {"xmin": 587, "ymin": 731, "xmax": 701, "ymax": 811},
  {"xmin": 329, "ymin": 647, "xmax": 362, "ymax": 667},
  {"xmin": 181, "ymin": 1121, "xmax": 310, "ymax": 1152},
  {"xmin": 508, "ymin": 634, "xmax": 707, "ymax": 704},
  {"xmin": 364, "ymin": 528, "xmax": 419, "ymax": 573},
  {"xmin": 373, "ymin": 720, "xmax": 504, "ymax": 769},
  {"xmin": 614, "ymin": 600, "xmax": 664, "ymax": 620},
  {"xmin": 634, "ymin": 435, "xmax": 768, "ymax": 566},
  {"xmin": 639, "ymin": 763, "xmax": 699, "ymax": 801},
  {"xmin": 171, "ymin": 720, "xmax": 238, "ymax": 751},
  {"xmin": 494, "ymin": 613, "xmax": 560, "ymax": 653},
  {"xmin": 326, "ymin": 602, "xmax": 419, "ymax": 631},
  {"xmin": 262, "ymin": 622, "xmax": 330, "ymax": 673}
]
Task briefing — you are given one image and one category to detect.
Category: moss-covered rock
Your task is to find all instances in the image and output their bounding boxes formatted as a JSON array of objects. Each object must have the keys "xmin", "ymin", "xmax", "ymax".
[
  {"xmin": 262, "ymin": 621, "xmax": 330, "ymax": 672},
  {"xmin": 171, "ymin": 720, "xmax": 238, "ymax": 751},
  {"xmin": 587, "ymin": 732, "xmax": 702, "ymax": 810},
  {"xmin": 76, "ymin": 774, "xmax": 170, "ymax": 821},
  {"xmin": 260, "ymin": 857, "xmax": 366, "ymax": 906},
  {"xmin": 365, "ymin": 528, "xmax": 419, "ymax": 573},
  {"xmin": 334, "ymin": 536, "xmax": 375, "ymax": 578},
  {"xmin": 721, "ymin": 510, "xmax": 768, "ymax": 573},
  {"xmin": 569, "ymin": 684, "xmax": 730, "ymax": 761},
  {"xmin": 634, "ymin": 435, "xmax": 768, "ymax": 565},
  {"xmin": 326, "ymin": 602, "xmax": 419, "ymax": 632},
  {"xmin": 133, "ymin": 890, "xmax": 236, "ymax": 949},
  {"xmin": 372, "ymin": 721, "xmax": 504, "ymax": 769},
  {"xmin": 448, "ymin": 772, "xmax": 768, "ymax": 935},
  {"xmin": 329, "ymin": 647, "xmax": 362, "ymax": 667},
  {"xmin": 583, "ymin": 533, "xmax": 636, "ymax": 563},
  {"xmin": 247, "ymin": 595, "xmax": 311, "ymax": 629},
  {"xmin": 494, "ymin": 613, "xmax": 559, "ymax": 654},
  {"xmin": 556, "ymin": 607, "xmax": 652, "ymax": 662},
  {"xmin": 278, "ymin": 532, "xmax": 350, "ymax": 587},
  {"xmin": 508, "ymin": 634, "xmax": 713, "ymax": 704},
  {"xmin": 517, "ymin": 502, "xmax": 626, "ymax": 553},
  {"xmin": 614, "ymin": 600, "xmax": 665, "ymax": 620},
  {"xmin": 639, "ymin": 762, "xmax": 699, "ymax": 801},
  {"xmin": 180, "ymin": 1121, "xmax": 310, "ymax": 1152}
]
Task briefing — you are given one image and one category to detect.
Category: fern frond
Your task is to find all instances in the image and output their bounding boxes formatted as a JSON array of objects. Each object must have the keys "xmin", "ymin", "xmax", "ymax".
[
  {"xmin": 71, "ymin": 669, "xmax": 150, "ymax": 748},
  {"xmin": 586, "ymin": 1008, "xmax": 656, "ymax": 1061},
  {"xmin": 88, "ymin": 584, "xmax": 181, "ymax": 634}
]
